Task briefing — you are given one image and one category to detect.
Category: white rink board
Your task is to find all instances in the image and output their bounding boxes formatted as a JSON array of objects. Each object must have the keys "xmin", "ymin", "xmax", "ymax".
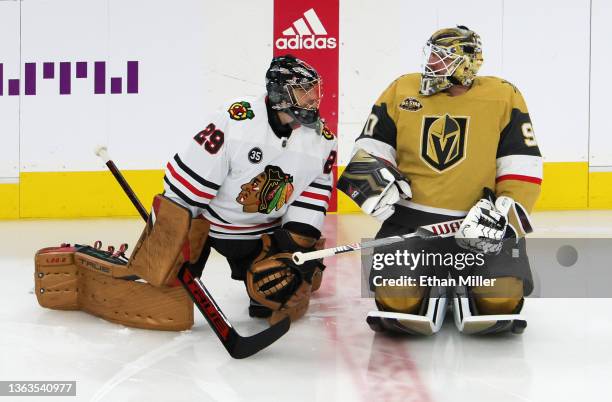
[
  {"xmin": 0, "ymin": 1, "xmax": 20, "ymax": 179},
  {"xmin": 502, "ymin": 0, "xmax": 590, "ymax": 164},
  {"xmin": 590, "ymin": 0, "xmax": 612, "ymax": 167},
  {"xmin": 0, "ymin": 0, "xmax": 599, "ymax": 173}
]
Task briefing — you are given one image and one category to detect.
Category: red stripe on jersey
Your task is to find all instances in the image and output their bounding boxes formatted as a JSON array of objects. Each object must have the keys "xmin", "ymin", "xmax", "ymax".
[
  {"xmin": 209, "ymin": 219, "xmax": 282, "ymax": 231},
  {"xmin": 496, "ymin": 174, "xmax": 542, "ymax": 185},
  {"xmin": 166, "ymin": 162, "xmax": 215, "ymax": 199},
  {"xmin": 301, "ymin": 191, "xmax": 330, "ymax": 202}
]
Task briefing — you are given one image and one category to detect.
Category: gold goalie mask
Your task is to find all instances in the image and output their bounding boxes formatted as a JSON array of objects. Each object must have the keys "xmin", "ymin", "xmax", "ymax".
[{"xmin": 420, "ymin": 25, "xmax": 484, "ymax": 96}]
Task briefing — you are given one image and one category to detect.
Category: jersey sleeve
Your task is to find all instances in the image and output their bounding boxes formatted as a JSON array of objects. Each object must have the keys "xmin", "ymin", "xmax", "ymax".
[
  {"xmin": 353, "ymin": 79, "xmax": 400, "ymax": 165},
  {"xmin": 281, "ymin": 141, "xmax": 337, "ymax": 236},
  {"xmin": 163, "ymin": 110, "xmax": 230, "ymax": 217},
  {"xmin": 495, "ymin": 85, "xmax": 543, "ymax": 237}
]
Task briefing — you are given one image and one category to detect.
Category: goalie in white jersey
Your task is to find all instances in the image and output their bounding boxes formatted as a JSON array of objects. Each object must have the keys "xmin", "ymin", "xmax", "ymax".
[{"xmin": 127, "ymin": 55, "xmax": 338, "ymax": 324}]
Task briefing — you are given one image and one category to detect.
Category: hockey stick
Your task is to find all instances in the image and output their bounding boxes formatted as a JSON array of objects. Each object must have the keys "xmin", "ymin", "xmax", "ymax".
[
  {"xmin": 292, "ymin": 218, "xmax": 464, "ymax": 265},
  {"xmin": 95, "ymin": 146, "xmax": 290, "ymax": 359}
]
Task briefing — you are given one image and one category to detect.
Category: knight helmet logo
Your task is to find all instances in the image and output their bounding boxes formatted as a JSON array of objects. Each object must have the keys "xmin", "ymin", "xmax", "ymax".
[
  {"xmin": 420, "ymin": 114, "xmax": 469, "ymax": 172},
  {"xmin": 275, "ymin": 8, "xmax": 337, "ymax": 50}
]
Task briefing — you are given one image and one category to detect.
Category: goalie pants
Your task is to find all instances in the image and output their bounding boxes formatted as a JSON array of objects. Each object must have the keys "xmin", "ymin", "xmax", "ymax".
[
  {"xmin": 369, "ymin": 220, "xmax": 534, "ymax": 297},
  {"xmin": 190, "ymin": 236, "xmax": 263, "ymax": 281}
]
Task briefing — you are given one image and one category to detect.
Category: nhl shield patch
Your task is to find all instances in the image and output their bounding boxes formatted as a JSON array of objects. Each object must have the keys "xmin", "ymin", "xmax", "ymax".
[{"xmin": 420, "ymin": 114, "xmax": 469, "ymax": 172}]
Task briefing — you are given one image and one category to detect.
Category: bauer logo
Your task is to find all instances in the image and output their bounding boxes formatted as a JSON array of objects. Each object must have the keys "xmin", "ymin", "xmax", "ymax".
[
  {"xmin": 0, "ymin": 61, "xmax": 138, "ymax": 96},
  {"xmin": 275, "ymin": 8, "xmax": 337, "ymax": 50}
]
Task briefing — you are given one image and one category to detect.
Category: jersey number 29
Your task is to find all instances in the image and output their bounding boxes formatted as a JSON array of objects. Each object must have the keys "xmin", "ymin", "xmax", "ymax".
[{"xmin": 194, "ymin": 123, "xmax": 225, "ymax": 154}]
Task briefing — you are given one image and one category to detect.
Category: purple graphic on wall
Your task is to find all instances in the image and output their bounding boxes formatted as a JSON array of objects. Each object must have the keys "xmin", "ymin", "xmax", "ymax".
[{"xmin": 0, "ymin": 61, "xmax": 139, "ymax": 96}]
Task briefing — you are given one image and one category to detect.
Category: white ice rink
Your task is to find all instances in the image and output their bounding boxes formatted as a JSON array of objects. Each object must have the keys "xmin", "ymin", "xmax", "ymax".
[{"xmin": 1, "ymin": 212, "xmax": 612, "ymax": 402}]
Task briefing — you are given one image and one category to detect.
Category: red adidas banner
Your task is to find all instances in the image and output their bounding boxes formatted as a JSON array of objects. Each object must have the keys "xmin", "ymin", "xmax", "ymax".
[{"xmin": 273, "ymin": 0, "xmax": 339, "ymax": 212}]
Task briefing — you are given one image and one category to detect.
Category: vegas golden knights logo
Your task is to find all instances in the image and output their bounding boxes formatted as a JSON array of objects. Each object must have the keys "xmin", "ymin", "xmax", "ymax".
[{"xmin": 421, "ymin": 114, "xmax": 468, "ymax": 172}]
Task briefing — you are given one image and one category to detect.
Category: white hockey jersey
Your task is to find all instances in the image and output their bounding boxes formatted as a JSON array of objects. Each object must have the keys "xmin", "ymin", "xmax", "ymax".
[{"xmin": 163, "ymin": 95, "xmax": 337, "ymax": 240}]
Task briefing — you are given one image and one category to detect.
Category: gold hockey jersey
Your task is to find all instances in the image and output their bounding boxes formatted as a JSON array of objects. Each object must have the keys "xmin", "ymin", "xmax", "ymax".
[{"xmin": 352, "ymin": 73, "xmax": 542, "ymax": 235}]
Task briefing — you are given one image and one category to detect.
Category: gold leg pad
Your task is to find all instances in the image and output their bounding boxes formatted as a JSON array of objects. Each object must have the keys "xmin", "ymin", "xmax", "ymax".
[
  {"xmin": 375, "ymin": 285, "xmax": 427, "ymax": 314},
  {"xmin": 471, "ymin": 276, "xmax": 524, "ymax": 315}
]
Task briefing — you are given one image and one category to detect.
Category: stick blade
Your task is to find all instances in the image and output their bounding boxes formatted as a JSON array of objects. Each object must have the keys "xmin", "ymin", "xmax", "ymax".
[{"xmin": 227, "ymin": 317, "xmax": 291, "ymax": 359}]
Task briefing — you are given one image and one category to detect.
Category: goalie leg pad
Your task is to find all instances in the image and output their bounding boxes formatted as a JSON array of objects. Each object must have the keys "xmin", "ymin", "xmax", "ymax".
[
  {"xmin": 35, "ymin": 245, "xmax": 193, "ymax": 331},
  {"xmin": 374, "ymin": 284, "xmax": 427, "ymax": 314},
  {"xmin": 127, "ymin": 195, "xmax": 210, "ymax": 287},
  {"xmin": 471, "ymin": 276, "xmax": 524, "ymax": 315}
]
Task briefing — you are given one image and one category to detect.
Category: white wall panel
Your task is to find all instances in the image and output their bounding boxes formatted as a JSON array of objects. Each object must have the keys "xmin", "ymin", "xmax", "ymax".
[
  {"xmin": 503, "ymin": 0, "xmax": 590, "ymax": 163},
  {"xmin": 0, "ymin": 1, "xmax": 20, "ymax": 180},
  {"xmin": 590, "ymin": 0, "xmax": 612, "ymax": 167},
  {"xmin": 20, "ymin": 0, "xmax": 273, "ymax": 172},
  {"xmin": 20, "ymin": 0, "xmax": 111, "ymax": 172}
]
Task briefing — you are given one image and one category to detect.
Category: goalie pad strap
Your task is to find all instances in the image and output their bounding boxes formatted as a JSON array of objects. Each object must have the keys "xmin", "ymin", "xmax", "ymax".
[{"xmin": 35, "ymin": 245, "xmax": 193, "ymax": 331}]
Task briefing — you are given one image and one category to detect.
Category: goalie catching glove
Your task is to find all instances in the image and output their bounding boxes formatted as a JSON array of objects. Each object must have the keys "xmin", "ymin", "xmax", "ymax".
[
  {"xmin": 337, "ymin": 148, "xmax": 411, "ymax": 221},
  {"xmin": 246, "ymin": 229, "xmax": 325, "ymax": 325},
  {"xmin": 455, "ymin": 188, "xmax": 514, "ymax": 255}
]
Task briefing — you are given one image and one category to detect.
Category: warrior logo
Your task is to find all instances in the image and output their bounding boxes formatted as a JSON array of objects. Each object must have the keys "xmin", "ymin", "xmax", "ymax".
[
  {"xmin": 228, "ymin": 101, "xmax": 255, "ymax": 121},
  {"xmin": 420, "ymin": 114, "xmax": 469, "ymax": 172},
  {"xmin": 236, "ymin": 165, "xmax": 294, "ymax": 214}
]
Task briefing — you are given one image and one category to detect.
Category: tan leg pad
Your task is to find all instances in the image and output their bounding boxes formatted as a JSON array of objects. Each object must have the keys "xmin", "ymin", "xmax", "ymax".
[
  {"xmin": 35, "ymin": 246, "xmax": 193, "ymax": 331},
  {"xmin": 375, "ymin": 284, "xmax": 427, "ymax": 314},
  {"xmin": 126, "ymin": 195, "xmax": 209, "ymax": 287},
  {"xmin": 471, "ymin": 277, "xmax": 524, "ymax": 315}
]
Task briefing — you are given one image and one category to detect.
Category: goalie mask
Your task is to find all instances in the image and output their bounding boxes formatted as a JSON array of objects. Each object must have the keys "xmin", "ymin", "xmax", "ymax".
[
  {"xmin": 420, "ymin": 26, "xmax": 483, "ymax": 96},
  {"xmin": 265, "ymin": 55, "xmax": 323, "ymax": 130}
]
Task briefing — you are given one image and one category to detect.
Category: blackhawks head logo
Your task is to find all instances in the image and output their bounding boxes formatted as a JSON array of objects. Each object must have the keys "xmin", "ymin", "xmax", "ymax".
[
  {"xmin": 236, "ymin": 165, "xmax": 294, "ymax": 214},
  {"xmin": 420, "ymin": 114, "xmax": 469, "ymax": 172},
  {"xmin": 228, "ymin": 101, "xmax": 255, "ymax": 121}
]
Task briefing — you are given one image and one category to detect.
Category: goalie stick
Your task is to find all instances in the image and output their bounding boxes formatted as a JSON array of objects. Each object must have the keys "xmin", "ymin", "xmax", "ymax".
[
  {"xmin": 292, "ymin": 218, "xmax": 464, "ymax": 265},
  {"xmin": 95, "ymin": 146, "xmax": 290, "ymax": 359}
]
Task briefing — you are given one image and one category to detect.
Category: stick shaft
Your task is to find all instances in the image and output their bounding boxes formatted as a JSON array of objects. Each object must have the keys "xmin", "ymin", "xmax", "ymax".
[
  {"xmin": 105, "ymin": 160, "xmax": 149, "ymax": 222},
  {"xmin": 292, "ymin": 218, "xmax": 464, "ymax": 265}
]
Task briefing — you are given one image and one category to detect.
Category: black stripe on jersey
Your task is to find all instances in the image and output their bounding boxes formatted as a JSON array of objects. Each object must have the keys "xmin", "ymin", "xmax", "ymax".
[
  {"xmin": 205, "ymin": 205, "xmax": 230, "ymax": 224},
  {"xmin": 164, "ymin": 175, "xmax": 209, "ymax": 209},
  {"xmin": 173, "ymin": 154, "xmax": 221, "ymax": 190},
  {"xmin": 282, "ymin": 221, "xmax": 321, "ymax": 239},
  {"xmin": 209, "ymin": 226, "xmax": 281, "ymax": 237},
  {"xmin": 497, "ymin": 109, "xmax": 542, "ymax": 158},
  {"xmin": 292, "ymin": 201, "xmax": 327, "ymax": 214},
  {"xmin": 356, "ymin": 103, "xmax": 397, "ymax": 149},
  {"xmin": 309, "ymin": 182, "xmax": 333, "ymax": 192}
]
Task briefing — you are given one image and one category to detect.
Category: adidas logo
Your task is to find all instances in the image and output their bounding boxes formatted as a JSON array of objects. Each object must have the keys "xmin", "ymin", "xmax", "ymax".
[{"xmin": 276, "ymin": 8, "xmax": 337, "ymax": 50}]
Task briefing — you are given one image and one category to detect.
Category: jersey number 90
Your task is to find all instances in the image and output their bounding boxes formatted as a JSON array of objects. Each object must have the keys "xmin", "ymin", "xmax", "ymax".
[{"xmin": 194, "ymin": 123, "xmax": 225, "ymax": 154}]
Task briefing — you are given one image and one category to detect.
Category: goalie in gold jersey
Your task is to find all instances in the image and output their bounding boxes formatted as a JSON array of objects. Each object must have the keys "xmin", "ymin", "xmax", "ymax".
[{"xmin": 338, "ymin": 26, "xmax": 543, "ymax": 335}]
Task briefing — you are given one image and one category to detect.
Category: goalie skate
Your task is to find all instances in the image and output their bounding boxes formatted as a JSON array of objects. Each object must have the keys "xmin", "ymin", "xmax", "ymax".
[
  {"xmin": 366, "ymin": 287, "xmax": 449, "ymax": 335},
  {"xmin": 452, "ymin": 285, "xmax": 527, "ymax": 335}
]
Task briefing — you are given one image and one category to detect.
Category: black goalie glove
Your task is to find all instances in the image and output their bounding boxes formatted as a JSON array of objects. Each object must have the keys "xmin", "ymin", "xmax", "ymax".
[{"xmin": 455, "ymin": 188, "xmax": 514, "ymax": 255}]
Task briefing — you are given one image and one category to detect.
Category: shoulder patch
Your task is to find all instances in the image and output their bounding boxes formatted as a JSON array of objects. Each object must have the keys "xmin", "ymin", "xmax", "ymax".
[
  {"xmin": 399, "ymin": 97, "xmax": 423, "ymax": 112},
  {"xmin": 228, "ymin": 101, "xmax": 255, "ymax": 121},
  {"xmin": 321, "ymin": 125, "xmax": 335, "ymax": 140}
]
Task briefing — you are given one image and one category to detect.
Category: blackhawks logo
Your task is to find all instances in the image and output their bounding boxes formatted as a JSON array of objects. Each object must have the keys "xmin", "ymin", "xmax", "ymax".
[
  {"xmin": 321, "ymin": 125, "xmax": 335, "ymax": 140},
  {"xmin": 228, "ymin": 101, "xmax": 255, "ymax": 121},
  {"xmin": 420, "ymin": 114, "xmax": 469, "ymax": 172},
  {"xmin": 236, "ymin": 165, "xmax": 294, "ymax": 214}
]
